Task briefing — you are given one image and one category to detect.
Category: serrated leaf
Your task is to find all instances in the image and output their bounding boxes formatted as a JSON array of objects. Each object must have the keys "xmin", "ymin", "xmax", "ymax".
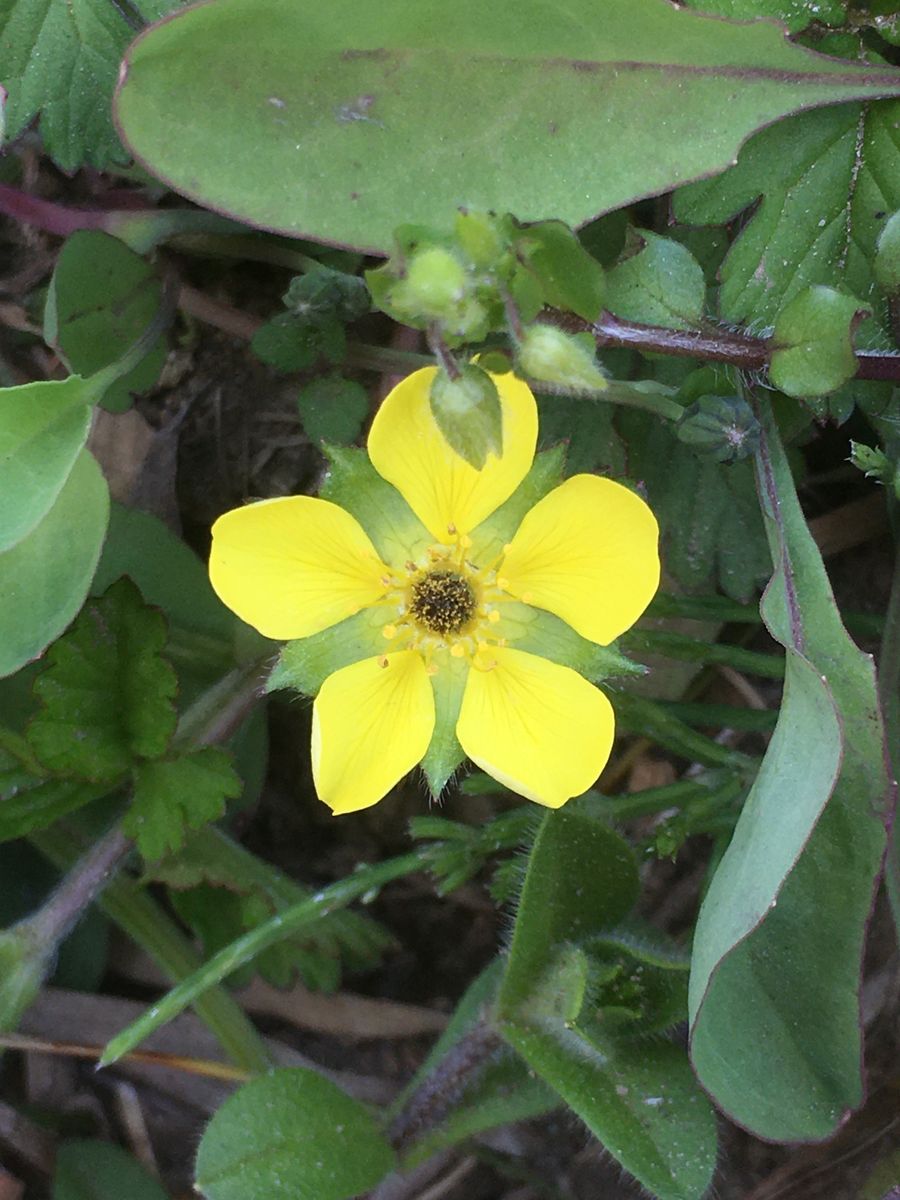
[
  {"xmin": 673, "ymin": 101, "xmax": 900, "ymax": 331},
  {"xmin": 605, "ymin": 232, "xmax": 706, "ymax": 329},
  {"xmin": 874, "ymin": 208, "xmax": 900, "ymax": 288},
  {"xmin": 689, "ymin": 405, "xmax": 893, "ymax": 1140},
  {"xmin": 45, "ymin": 231, "xmax": 166, "ymax": 413},
  {"xmin": 0, "ymin": 0, "xmax": 183, "ymax": 171},
  {"xmin": 0, "ymin": 449, "xmax": 109, "ymax": 679},
  {"xmin": 769, "ymin": 285, "xmax": 869, "ymax": 398},
  {"xmin": 251, "ymin": 314, "xmax": 320, "ymax": 372},
  {"xmin": 621, "ymin": 412, "xmax": 771, "ymax": 600},
  {"xmin": 195, "ymin": 1068, "xmax": 396, "ymax": 1200},
  {"xmin": 53, "ymin": 1139, "xmax": 170, "ymax": 1200},
  {"xmin": 0, "ymin": 758, "xmax": 107, "ymax": 842},
  {"xmin": 115, "ymin": 0, "xmax": 900, "ymax": 253},
  {"xmin": 28, "ymin": 578, "xmax": 177, "ymax": 782},
  {"xmin": 125, "ymin": 747, "xmax": 240, "ymax": 863},
  {"xmin": 297, "ymin": 374, "xmax": 369, "ymax": 445},
  {"xmin": 0, "ymin": 376, "xmax": 92, "ymax": 552}
]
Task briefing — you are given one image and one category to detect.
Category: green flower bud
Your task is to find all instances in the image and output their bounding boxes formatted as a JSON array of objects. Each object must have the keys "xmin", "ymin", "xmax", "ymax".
[
  {"xmin": 404, "ymin": 247, "xmax": 468, "ymax": 316},
  {"xmin": 676, "ymin": 395, "xmax": 760, "ymax": 463},
  {"xmin": 0, "ymin": 923, "xmax": 51, "ymax": 1032},
  {"xmin": 429, "ymin": 364, "xmax": 503, "ymax": 469},
  {"xmin": 849, "ymin": 441, "xmax": 899, "ymax": 497},
  {"xmin": 517, "ymin": 325, "xmax": 608, "ymax": 391},
  {"xmin": 455, "ymin": 210, "xmax": 508, "ymax": 269}
]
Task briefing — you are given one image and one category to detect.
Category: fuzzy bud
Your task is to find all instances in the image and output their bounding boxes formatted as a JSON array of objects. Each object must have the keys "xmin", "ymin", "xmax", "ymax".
[{"xmin": 517, "ymin": 325, "xmax": 608, "ymax": 391}]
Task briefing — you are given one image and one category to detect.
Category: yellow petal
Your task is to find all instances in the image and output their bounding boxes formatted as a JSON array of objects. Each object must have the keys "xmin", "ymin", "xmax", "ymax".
[
  {"xmin": 457, "ymin": 647, "xmax": 614, "ymax": 808},
  {"xmin": 500, "ymin": 475, "xmax": 660, "ymax": 645},
  {"xmin": 312, "ymin": 651, "xmax": 435, "ymax": 815},
  {"xmin": 368, "ymin": 367, "xmax": 537, "ymax": 541},
  {"xmin": 210, "ymin": 496, "xmax": 391, "ymax": 640}
]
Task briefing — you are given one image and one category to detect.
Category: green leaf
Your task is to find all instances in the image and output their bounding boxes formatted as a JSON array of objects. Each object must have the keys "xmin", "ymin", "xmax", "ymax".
[
  {"xmin": 297, "ymin": 374, "xmax": 369, "ymax": 445},
  {"xmin": 53, "ymin": 1139, "xmax": 170, "ymax": 1200},
  {"xmin": 689, "ymin": 405, "xmax": 892, "ymax": 1140},
  {"xmin": 0, "ymin": 376, "xmax": 92, "ymax": 552},
  {"xmin": 251, "ymin": 314, "xmax": 320, "ymax": 372},
  {"xmin": 28, "ymin": 578, "xmax": 177, "ymax": 782},
  {"xmin": 514, "ymin": 218, "xmax": 606, "ymax": 321},
  {"xmin": 874, "ymin": 208, "xmax": 900, "ymax": 289},
  {"xmin": 673, "ymin": 101, "xmax": 900, "ymax": 330},
  {"xmin": 769, "ymin": 285, "xmax": 869, "ymax": 398},
  {"xmin": 605, "ymin": 232, "xmax": 706, "ymax": 329},
  {"xmin": 0, "ymin": 757, "xmax": 108, "ymax": 842},
  {"xmin": 125, "ymin": 747, "xmax": 241, "ymax": 863},
  {"xmin": 499, "ymin": 810, "xmax": 639, "ymax": 1013},
  {"xmin": 45, "ymin": 231, "xmax": 166, "ymax": 413},
  {"xmin": 497, "ymin": 811, "xmax": 716, "ymax": 1199},
  {"xmin": 0, "ymin": 449, "xmax": 109, "ymax": 679},
  {"xmin": 194, "ymin": 1068, "xmax": 396, "ymax": 1200},
  {"xmin": 114, "ymin": 0, "xmax": 900, "ymax": 252},
  {"xmin": 500, "ymin": 1022, "xmax": 717, "ymax": 1200},
  {"xmin": 682, "ymin": 0, "xmax": 844, "ymax": 34},
  {"xmin": 536, "ymin": 393, "xmax": 627, "ymax": 477},
  {"xmin": 621, "ymin": 412, "xmax": 771, "ymax": 600},
  {"xmin": 0, "ymin": 0, "xmax": 182, "ymax": 171}
]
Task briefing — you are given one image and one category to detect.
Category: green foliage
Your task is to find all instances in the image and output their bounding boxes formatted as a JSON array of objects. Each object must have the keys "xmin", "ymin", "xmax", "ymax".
[
  {"xmin": 29, "ymin": 579, "xmax": 177, "ymax": 782},
  {"xmin": 0, "ymin": 0, "xmax": 183, "ymax": 170},
  {"xmin": 126, "ymin": 749, "xmax": 240, "ymax": 863},
  {"xmin": 297, "ymin": 374, "xmax": 369, "ymax": 445},
  {"xmin": 874, "ymin": 209, "xmax": 900, "ymax": 288},
  {"xmin": 53, "ymin": 1139, "xmax": 171, "ymax": 1200},
  {"xmin": 689, "ymin": 407, "xmax": 892, "ymax": 1140},
  {"xmin": 429, "ymin": 365, "xmax": 502, "ymax": 469},
  {"xmin": 195, "ymin": 1069, "xmax": 396, "ymax": 1199},
  {"xmin": 0, "ymin": 450, "xmax": 109, "ymax": 679},
  {"xmin": 44, "ymin": 231, "xmax": 166, "ymax": 413},
  {"xmin": 113, "ymin": 0, "xmax": 900, "ymax": 252},
  {"xmin": 605, "ymin": 231, "xmax": 706, "ymax": 329},
  {"xmin": 674, "ymin": 101, "xmax": 900, "ymax": 332},
  {"xmin": 148, "ymin": 827, "xmax": 395, "ymax": 991},
  {"xmin": 682, "ymin": 0, "xmax": 844, "ymax": 33},
  {"xmin": 769, "ymin": 286, "xmax": 869, "ymax": 398},
  {"xmin": 497, "ymin": 810, "xmax": 717, "ymax": 1200}
]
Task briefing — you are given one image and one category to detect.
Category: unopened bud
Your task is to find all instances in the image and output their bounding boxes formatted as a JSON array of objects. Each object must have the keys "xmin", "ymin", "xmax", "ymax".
[
  {"xmin": 517, "ymin": 325, "xmax": 608, "ymax": 391},
  {"xmin": 455, "ymin": 210, "xmax": 508, "ymax": 269},
  {"xmin": 404, "ymin": 247, "xmax": 468, "ymax": 315},
  {"xmin": 676, "ymin": 395, "xmax": 760, "ymax": 463},
  {"xmin": 430, "ymin": 364, "xmax": 503, "ymax": 469}
]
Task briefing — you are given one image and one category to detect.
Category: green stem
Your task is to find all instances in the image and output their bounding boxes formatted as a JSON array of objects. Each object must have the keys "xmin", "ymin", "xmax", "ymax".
[
  {"xmin": 622, "ymin": 628, "xmax": 785, "ymax": 679},
  {"xmin": 655, "ymin": 700, "xmax": 777, "ymax": 733},
  {"xmin": 99, "ymin": 851, "xmax": 425, "ymax": 1066},
  {"xmin": 612, "ymin": 692, "xmax": 758, "ymax": 773},
  {"xmin": 31, "ymin": 824, "xmax": 271, "ymax": 1076},
  {"xmin": 168, "ymin": 232, "xmax": 322, "ymax": 274}
]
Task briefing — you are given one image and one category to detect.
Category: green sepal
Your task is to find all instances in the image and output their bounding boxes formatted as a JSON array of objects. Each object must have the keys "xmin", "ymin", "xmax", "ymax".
[
  {"xmin": 420, "ymin": 652, "xmax": 468, "ymax": 798},
  {"xmin": 470, "ymin": 445, "xmax": 565, "ymax": 563},
  {"xmin": 320, "ymin": 444, "xmax": 431, "ymax": 565},
  {"xmin": 498, "ymin": 603, "xmax": 645, "ymax": 684},
  {"xmin": 267, "ymin": 604, "xmax": 389, "ymax": 697}
]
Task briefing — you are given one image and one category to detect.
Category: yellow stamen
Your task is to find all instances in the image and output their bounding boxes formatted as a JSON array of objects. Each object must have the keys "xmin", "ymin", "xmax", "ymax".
[
  {"xmin": 382, "ymin": 624, "xmax": 397, "ymax": 640},
  {"xmin": 378, "ymin": 655, "xmax": 389, "ymax": 669},
  {"xmin": 487, "ymin": 609, "xmax": 501, "ymax": 624},
  {"xmin": 450, "ymin": 643, "xmax": 467, "ymax": 658}
]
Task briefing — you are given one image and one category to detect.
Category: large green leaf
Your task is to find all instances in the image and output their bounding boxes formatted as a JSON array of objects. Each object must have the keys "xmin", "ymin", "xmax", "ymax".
[
  {"xmin": 688, "ymin": 404, "xmax": 893, "ymax": 1140},
  {"xmin": 673, "ymin": 101, "xmax": 900, "ymax": 331},
  {"xmin": 0, "ymin": 450, "xmax": 109, "ymax": 679},
  {"xmin": 114, "ymin": 0, "xmax": 900, "ymax": 252},
  {"xmin": 195, "ymin": 1068, "xmax": 395, "ymax": 1200},
  {"xmin": 0, "ymin": 376, "xmax": 91, "ymax": 552},
  {"xmin": 0, "ymin": 0, "xmax": 183, "ymax": 170}
]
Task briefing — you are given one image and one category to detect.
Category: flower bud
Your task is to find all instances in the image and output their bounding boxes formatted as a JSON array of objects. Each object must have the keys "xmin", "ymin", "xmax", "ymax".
[
  {"xmin": 455, "ymin": 210, "xmax": 508, "ymax": 269},
  {"xmin": 676, "ymin": 395, "xmax": 760, "ymax": 463},
  {"xmin": 517, "ymin": 325, "xmax": 608, "ymax": 391},
  {"xmin": 404, "ymin": 247, "xmax": 468, "ymax": 316},
  {"xmin": 429, "ymin": 364, "xmax": 503, "ymax": 469}
]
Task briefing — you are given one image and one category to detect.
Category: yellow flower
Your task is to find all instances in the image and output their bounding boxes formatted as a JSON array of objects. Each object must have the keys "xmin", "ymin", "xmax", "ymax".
[{"xmin": 209, "ymin": 368, "xmax": 660, "ymax": 815}]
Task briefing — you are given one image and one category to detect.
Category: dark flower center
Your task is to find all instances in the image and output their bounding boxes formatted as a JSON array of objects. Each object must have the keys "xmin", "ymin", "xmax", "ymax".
[{"xmin": 409, "ymin": 570, "xmax": 476, "ymax": 635}]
